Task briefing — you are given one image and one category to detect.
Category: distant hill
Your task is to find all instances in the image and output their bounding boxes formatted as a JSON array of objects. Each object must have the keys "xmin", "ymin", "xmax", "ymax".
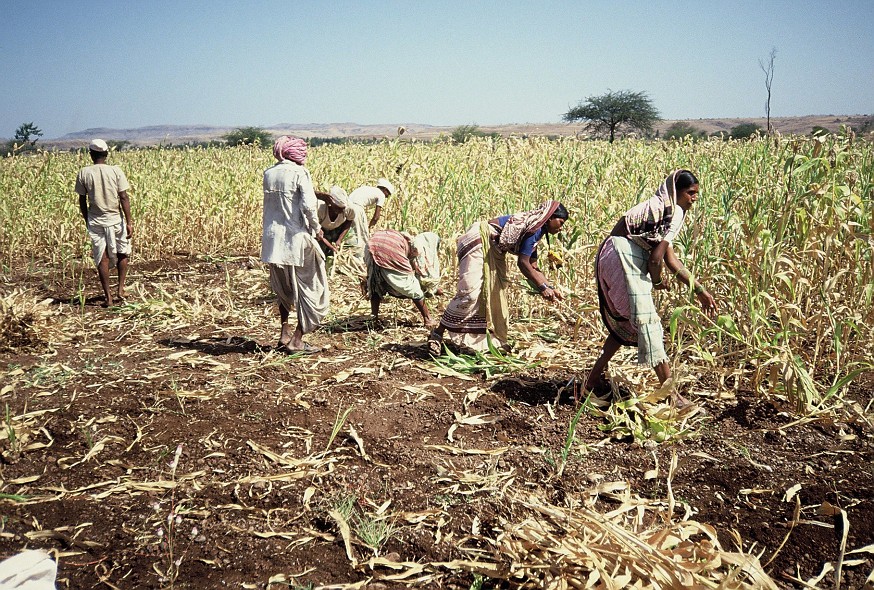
[{"xmin": 33, "ymin": 115, "xmax": 872, "ymax": 148}]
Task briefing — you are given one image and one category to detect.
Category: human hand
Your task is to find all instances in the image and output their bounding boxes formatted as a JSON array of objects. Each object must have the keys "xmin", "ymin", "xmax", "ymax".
[
  {"xmin": 541, "ymin": 286, "xmax": 561, "ymax": 302},
  {"xmin": 653, "ymin": 276, "xmax": 670, "ymax": 290},
  {"xmin": 697, "ymin": 289, "xmax": 717, "ymax": 318},
  {"xmin": 126, "ymin": 221, "xmax": 134, "ymax": 239}
]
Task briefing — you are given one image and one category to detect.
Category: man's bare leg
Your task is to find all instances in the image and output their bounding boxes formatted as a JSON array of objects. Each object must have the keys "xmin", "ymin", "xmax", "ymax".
[
  {"xmin": 278, "ymin": 303, "xmax": 294, "ymax": 347},
  {"xmin": 413, "ymin": 298, "xmax": 436, "ymax": 328},
  {"xmin": 654, "ymin": 360, "xmax": 692, "ymax": 408},
  {"xmin": 585, "ymin": 335, "xmax": 621, "ymax": 391},
  {"xmin": 97, "ymin": 253, "xmax": 112, "ymax": 307},
  {"xmin": 116, "ymin": 254, "xmax": 129, "ymax": 300},
  {"xmin": 288, "ymin": 325, "xmax": 305, "ymax": 350}
]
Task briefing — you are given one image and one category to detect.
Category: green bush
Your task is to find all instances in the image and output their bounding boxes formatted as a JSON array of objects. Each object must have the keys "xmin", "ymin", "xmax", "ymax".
[
  {"xmin": 729, "ymin": 123, "xmax": 763, "ymax": 139},
  {"xmin": 663, "ymin": 122, "xmax": 706, "ymax": 140}
]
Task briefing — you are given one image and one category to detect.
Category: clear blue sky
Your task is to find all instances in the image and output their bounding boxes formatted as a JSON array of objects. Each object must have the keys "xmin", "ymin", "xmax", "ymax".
[{"xmin": 2, "ymin": 0, "xmax": 872, "ymax": 139}]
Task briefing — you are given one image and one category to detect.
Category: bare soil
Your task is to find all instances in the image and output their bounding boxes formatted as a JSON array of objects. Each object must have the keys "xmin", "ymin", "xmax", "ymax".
[{"xmin": 1, "ymin": 257, "xmax": 872, "ymax": 589}]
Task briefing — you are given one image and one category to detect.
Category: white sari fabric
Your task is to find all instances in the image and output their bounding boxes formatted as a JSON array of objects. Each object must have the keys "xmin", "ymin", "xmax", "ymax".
[{"xmin": 439, "ymin": 222, "xmax": 508, "ymax": 351}]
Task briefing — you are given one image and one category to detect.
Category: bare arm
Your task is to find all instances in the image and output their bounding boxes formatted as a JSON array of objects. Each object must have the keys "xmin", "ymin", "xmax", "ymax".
[
  {"xmin": 369, "ymin": 205, "xmax": 382, "ymax": 228},
  {"xmin": 663, "ymin": 243, "xmax": 718, "ymax": 317},
  {"xmin": 118, "ymin": 190, "xmax": 133, "ymax": 238},
  {"xmin": 335, "ymin": 220, "xmax": 353, "ymax": 246},
  {"xmin": 647, "ymin": 240, "xmax": 670, "ymax": 287},
  {"xmin": 517, "ymin": 254, "xmax": 563, "ymax": 301},
  {"xmin": 78, "ymin": 194, "xmax": 88, "ymax": 222}
]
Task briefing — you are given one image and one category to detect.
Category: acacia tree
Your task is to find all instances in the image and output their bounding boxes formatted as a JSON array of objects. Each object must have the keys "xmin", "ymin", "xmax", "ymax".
[
  {"xmin": 563, "ymin": 90, "xmax": 660, "ymax": 142},
  {"xmin": 14, "ymin": 122, "xmax": 43, "ymax": 147},
  {"xmin": 759, "ymin": 47, "xmax": 777, "ymax": 134},
  {"xmin": 222, "ymin": 126, "xmax": 272, "ymax": 146}
]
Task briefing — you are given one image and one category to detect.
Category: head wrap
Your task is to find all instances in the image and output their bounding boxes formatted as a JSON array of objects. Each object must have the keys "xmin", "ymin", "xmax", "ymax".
[
  {"xmin": 327, "ymin": 185, "xmax": 356, "ymax": 220},
  {"xmin": 376, "ymin": 178, "xmax": 395, "ymax": 195},
  {"xmin": 89, "ymin": 139, "xmax": 109, "ymax": 152},
  {"xmin": 273, "ymin": 135, "xmax": 307, "ymax": 165}
]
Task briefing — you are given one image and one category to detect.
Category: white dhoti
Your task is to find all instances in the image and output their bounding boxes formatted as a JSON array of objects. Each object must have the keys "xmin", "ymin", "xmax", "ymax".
[
  {"xmin": 87, "ymin": 219, "xmax": 130, "ymax": 267},
  {"xmin": 268, "ymin": 236, "xmax": 329, "ymax": 334}
]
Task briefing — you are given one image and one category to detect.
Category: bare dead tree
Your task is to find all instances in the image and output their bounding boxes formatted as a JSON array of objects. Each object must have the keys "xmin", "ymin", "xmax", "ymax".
[{"xmin": 759, "ymin": 47, "xmax": 777, "ymax": 134}]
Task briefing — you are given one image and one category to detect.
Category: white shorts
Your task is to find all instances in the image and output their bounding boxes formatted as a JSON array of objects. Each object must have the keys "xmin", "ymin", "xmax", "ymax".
[{"xmin": 88, "ymin": 220, "xmax": 131, "ymax": 267}]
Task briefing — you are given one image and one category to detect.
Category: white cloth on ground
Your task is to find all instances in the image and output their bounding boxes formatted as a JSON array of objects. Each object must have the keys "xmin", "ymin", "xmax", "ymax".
[{"xmin": 0, "ymin": 550, "xmax": 57, "ymax": 590}]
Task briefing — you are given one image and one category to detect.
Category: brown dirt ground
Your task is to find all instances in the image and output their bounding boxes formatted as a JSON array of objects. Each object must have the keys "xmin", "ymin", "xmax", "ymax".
[{"xmin": 1, "ymin": 257, "xmax": 872, "ymax": 589}]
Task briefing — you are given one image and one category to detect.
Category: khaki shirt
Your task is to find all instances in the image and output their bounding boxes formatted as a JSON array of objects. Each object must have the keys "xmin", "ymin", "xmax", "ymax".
[{"xmin": 75, "ymin": 164, "xmax": 130, "ymax": 227}]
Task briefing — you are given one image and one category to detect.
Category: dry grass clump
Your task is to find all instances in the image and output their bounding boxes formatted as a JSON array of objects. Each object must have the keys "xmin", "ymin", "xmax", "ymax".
[
  {"xmin": 0, "ymin": 289, "xmax": 49, "ymax": 352},
  {"xmin": 475, "ymin": 492, "xmax": 776, "ymax": 589}
]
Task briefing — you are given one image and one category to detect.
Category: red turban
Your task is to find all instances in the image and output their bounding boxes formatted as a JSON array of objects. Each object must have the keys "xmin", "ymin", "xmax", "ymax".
[{"xmin": 273, "ymin": 135, "xmax": 307, "ymax": 165}]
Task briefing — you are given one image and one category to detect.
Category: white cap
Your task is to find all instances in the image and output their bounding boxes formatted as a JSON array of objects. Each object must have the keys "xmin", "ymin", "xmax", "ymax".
[
  {"xmin": 376, "ymin": 178, "xmax": 395, "ymax": 195},
  {"xmin": 89, "ymin": 139, "xmax": 109, "ymax": 152}
]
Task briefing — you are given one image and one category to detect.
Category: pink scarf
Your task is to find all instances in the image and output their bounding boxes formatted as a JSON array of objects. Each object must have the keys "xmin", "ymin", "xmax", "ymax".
[{"xmin": 273, "ymin": 136, "xmax": 307, "ymax": 165}]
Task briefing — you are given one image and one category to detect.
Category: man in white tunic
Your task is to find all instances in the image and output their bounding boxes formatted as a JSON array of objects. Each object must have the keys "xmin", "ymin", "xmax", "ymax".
[
  {"xmin": 348, "ymin": 178, "xmax": 395, "ymax": 229},
  {"xmin": 262, "ymin": 136, "xmax": 329, "ymax": 354}
]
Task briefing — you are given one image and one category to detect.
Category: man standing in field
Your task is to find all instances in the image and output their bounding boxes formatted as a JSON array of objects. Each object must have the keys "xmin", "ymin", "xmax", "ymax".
[
  {"xmin": 262, "ymin": 136, "xmax": 329, "ymax": 354},
  {"xmin": 75, "ymin": 139, "xmax": 133, "ymax": 307}
]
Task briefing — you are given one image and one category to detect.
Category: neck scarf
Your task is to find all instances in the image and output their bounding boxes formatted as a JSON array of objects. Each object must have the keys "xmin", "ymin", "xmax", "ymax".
[
  {"xmin": 625, "ymin": 170, "xmax": 680, "ymax": 251},
  {"xmin": 273, "ymin": 136, "xmax": 307, "ymax": 165},
  {"xmin": 497, "ymin": 200, "xmax": 560, "ymax": 253}
]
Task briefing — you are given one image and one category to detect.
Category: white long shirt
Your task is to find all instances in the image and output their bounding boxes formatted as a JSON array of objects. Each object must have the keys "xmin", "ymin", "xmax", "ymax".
[{"xmin": 261, "ymin": 161, "xmax": 320, "ymax": 266}]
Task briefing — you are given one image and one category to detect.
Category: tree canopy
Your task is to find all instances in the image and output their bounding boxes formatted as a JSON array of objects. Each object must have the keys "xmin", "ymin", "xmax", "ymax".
[
  {"xmin": 563, "ymin": 90, "xmax": 660, "ymax": 142},
  {"xmin": 14, "ymin": 122, "xmax": 43, "ymax": 146},
  {"xmin": 4, "ymin": 122, "xmax": 43, "ymax": 156},
  {"xmin": 222, "ymin": 126, "xmax": 272, "ymax": 146},
  {"xmin": 729, "ymin": 123, "xmax": 763, "ymax": 139}
]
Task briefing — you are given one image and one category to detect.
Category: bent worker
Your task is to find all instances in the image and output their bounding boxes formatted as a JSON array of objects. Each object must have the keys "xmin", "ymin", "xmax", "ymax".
[
  {"xmin": 585, "ymin": 169, "xmax": 717, "ymax": 408},
  {"xmin": 428, "ymin": 201, "xmax": 569, "ymax": 354},
  {"xmin": 363, "ymin": 230, "xmax": 441, "ymax": 328},
  {"xmin": 348, "ymin": 178, "xmax": 395, "ymax": 229},
  {"xmin": 315, "ymin": 186, "xmax": 368, "ymax": 261}
]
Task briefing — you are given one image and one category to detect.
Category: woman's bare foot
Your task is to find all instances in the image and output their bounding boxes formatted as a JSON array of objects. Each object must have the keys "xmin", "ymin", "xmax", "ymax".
[{"xmin": 426, "ymin": 331, "xmax": 442, "ymax": 356}]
